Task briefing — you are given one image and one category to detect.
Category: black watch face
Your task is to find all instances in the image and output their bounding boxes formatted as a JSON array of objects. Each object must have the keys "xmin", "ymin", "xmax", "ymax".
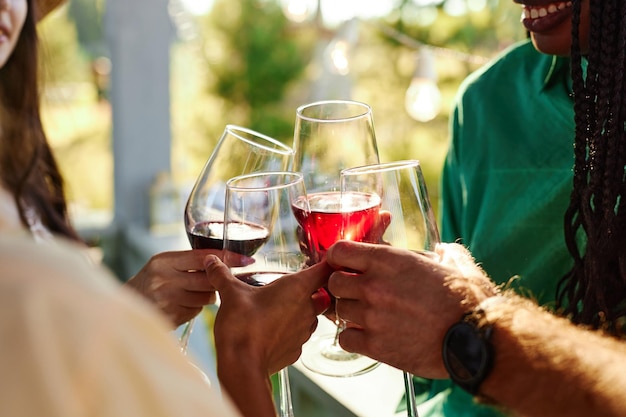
[{"xmin": 444, "ymin": 321, "xmax": 490, "ymax": 384}]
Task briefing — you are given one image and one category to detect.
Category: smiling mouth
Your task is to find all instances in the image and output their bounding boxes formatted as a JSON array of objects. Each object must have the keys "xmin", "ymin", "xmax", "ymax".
[{"xmin": 520, "ymin": 1, "xmax": 573, "ymax": 33}]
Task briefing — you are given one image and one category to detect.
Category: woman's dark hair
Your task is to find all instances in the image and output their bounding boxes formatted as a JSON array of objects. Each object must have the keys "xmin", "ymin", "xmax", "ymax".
[
  {"xmin": 557, "ymin": 0, "xmax": 626, "ymax": 335},
  {"xmin": 0, "ymin": 0, "xmax": 80, "ymax": 241}
]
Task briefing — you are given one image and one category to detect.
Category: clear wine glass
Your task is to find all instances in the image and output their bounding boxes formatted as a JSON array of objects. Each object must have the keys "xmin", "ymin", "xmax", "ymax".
[
  {"xmin": 340, "ymin": 160, "xmax": 441, "ymax": 417},
  {"xmin": 292, "ymin": 99, "xmax": 381, "ymax": 377},
  {"xmin": 181, "ymin": 125, "xmax": 294, "ymax": 354},
  {"xmin": 223, "ymin": 171, "xmax": 310, "ymax": 417}
]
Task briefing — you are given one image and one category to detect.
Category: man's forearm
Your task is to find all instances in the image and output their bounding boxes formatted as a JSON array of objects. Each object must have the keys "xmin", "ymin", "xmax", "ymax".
[
  {"xmin": 217, "ymin": 350, "xmax": 277, "ymax": 417},
  {"xmin": 479, "ymin": 296, "xmax": 626, "ymax": 417}
]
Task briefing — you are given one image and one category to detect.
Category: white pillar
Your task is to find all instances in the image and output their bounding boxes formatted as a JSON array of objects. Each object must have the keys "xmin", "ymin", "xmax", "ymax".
[{"xmin": 105, "ymin": 0, "xmax": 173, "ymax": 229}]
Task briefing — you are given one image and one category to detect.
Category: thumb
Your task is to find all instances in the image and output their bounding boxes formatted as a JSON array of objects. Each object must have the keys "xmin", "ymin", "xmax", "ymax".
[
  {"xmin": 293, "ymin": 260, "xmax": 333, "ymax": 294},
  {"xmin": 203, "ymin": 254, "xmax": 239, "ymax": 294}
]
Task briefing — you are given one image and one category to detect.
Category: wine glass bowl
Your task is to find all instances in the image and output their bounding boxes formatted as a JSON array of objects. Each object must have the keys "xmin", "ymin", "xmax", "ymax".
[
  {"xmin": 293, "ymin": 100, "xmax": 379, "ymax": 194},
  {"xmin": 185, "ymin": 125, "xmax": 294, "ymax": 251},
  {"xmin": 340, "ymin": 160, "xmax": 440, "ymax": 252},
  {"xmin": 223, "ymin": 171, "xmax": 310, "ymax": 280}
]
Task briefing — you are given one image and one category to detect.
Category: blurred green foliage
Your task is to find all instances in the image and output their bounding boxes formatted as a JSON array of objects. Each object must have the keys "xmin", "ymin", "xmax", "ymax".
[
  {"xmin": 207, "ymin": 0, "xmax": 312, "ymax": 134},
  {"xmin": 40, "ymin": 0, "xmax": 525, "ymax": 219}
]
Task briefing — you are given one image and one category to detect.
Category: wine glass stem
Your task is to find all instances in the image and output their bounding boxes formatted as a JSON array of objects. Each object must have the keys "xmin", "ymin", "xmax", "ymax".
[
  {"xmin": 179, "ymin": 317, "xmax": 195, "ymax": 355},
  {"xmin": 278, "ymin": 367, "xmax": 294, "ymax": 417},
  {"xmin": 404, "ymin": 371, "xmax": 419, "ymax": 416},
  {"xmin": 332, "ymin": 298, "xmax": 346, "ymax": 347}
]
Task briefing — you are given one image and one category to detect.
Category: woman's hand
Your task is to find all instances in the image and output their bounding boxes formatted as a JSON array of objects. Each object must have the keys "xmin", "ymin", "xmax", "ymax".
[{"xmin": 125, "ymin": 249, "xmax": 223, "ymax": 327}]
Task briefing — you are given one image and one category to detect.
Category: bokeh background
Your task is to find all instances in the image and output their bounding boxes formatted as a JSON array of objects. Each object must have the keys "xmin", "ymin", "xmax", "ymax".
[{"xmin": 39, "ymin": 0, "xmax": 525, "ymax": 273}]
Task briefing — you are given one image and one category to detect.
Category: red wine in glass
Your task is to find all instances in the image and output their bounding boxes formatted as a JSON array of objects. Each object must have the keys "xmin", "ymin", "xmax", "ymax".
[
  {"xmin": 187, "ymin": 220, "xmax": 270, "ymax": 257},
  {"xmin": 292, "ymin": 191, "xmax": 381, "ymax": 260}
]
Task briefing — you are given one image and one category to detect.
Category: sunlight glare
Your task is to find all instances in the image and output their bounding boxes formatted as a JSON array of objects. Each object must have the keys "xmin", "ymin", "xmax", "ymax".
[
  {"xmin": 443, "ymin": 0, "xmax": 468, "ymax": 16},
  {"xmin": 281, "ymin": 0, "xmax": 318, "ymax": 22},
  {"xmin": 180, "ymin": 0, "xmax": 215, "ymax": 15},
  {"xmin": 319, "ymin": 0, "xmax": 397, "ymax": 27}
]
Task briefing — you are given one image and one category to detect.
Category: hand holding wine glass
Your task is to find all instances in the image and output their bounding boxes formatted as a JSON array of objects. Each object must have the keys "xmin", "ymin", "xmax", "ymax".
[
  {"xmin": 204, "ymin": 255, "xmax": 332, "ymax": 417},
  {"xmin": 181, "ymin": 125, "xmax": 293, "ymax": 353},
  {"xmin": 340, "ymin": 160, "xmax": 440, "ymax": 417},
  {"xmin": 222, "ymin": 171, "xmax": 310, "ymax": 417}
]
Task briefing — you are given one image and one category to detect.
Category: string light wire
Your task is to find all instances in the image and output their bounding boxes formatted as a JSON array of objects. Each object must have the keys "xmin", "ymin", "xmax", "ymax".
[{"xmin": 373, "ymin": 21, "xmax": 491, "ymax": 66}]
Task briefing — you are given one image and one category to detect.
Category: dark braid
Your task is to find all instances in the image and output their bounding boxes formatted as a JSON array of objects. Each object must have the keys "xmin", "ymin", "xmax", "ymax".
[{"xmin": 557, "ymin": 0, "xmax": 626, "ymax": 336}]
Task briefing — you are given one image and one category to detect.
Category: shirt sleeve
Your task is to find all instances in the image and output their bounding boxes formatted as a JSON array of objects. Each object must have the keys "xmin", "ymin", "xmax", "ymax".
[
  {"xmin": 84, "ymin": 291, "xmax": 239, "ymax": 417},
  {"xmin": 0, "ymin": 236, "xmax": 241, "ymax": 417},
  {"xmin": 439, "ymin": 101, "xmax": 465, "ymax": 244}
]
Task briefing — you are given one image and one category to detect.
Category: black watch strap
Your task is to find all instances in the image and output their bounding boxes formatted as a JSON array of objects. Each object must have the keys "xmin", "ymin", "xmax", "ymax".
[{"xmin": 442, "ymin": 309, "xmax": 494, "ymax": 396}]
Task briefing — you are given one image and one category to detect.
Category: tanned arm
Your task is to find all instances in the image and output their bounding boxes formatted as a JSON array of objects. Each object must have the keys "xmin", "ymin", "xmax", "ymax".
[{"xmin": 479, "ymin": 296, "xmax": 626, "ymax": 417}]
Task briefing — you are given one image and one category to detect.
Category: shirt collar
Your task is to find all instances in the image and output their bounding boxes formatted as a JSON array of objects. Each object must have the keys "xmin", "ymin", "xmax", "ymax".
[{"xmin": 542, "ymin": 55, "xmax": 571, "ymax": 92}]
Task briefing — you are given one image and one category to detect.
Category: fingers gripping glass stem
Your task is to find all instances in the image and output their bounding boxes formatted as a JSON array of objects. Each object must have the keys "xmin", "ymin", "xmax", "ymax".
[{"xmin": 340, "ymin": 160, "xmax": 440, "ymax": 416}]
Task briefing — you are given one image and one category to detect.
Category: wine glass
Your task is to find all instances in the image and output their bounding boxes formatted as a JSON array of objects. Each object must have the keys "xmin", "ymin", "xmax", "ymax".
[
  {"xmin": 181, "ymin": 125, "xmax": 294, "ymax": 354},
  {"xmin": 223, "ymin": 171, "xmax": 310, "ymax": 417},
  {"xmin": 292, "ymin": 99, "xmax": 381, "ymax": 377},
  {"xmin": 340, "ymin": 160, "xmax": 441, "ymax": 417}
]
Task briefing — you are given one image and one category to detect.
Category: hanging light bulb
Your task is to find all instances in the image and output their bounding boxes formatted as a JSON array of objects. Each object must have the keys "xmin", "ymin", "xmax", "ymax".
[
  {"xmin": 281, "ymin": 0, "xmax": 317, "ymax": 23},
  {"xmin": 326, "ymin": 40, "xmax": 351, "ymax": 75},
  {"xmin": 324, "ymin": 18, "xmax": 359, "ymax": 75},
  {"xmin": 405, "ymin": 48, "xmax": 442, "ymax": 122}
]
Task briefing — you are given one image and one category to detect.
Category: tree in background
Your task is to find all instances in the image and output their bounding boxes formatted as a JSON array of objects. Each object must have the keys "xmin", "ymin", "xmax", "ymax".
[
  {"xmin": 40, "ymin": 0, "xmax": 525, "ymax": 220},
  {"xmin": 200, "ymin": 0, "xmax": 314, "ymax": 142}
]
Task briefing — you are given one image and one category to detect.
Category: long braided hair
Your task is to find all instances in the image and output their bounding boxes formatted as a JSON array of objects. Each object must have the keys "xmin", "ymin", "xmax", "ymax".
[
  {"xmin": 556, "ymin": 0, "xmax": 626, "ymax": 335},
  {"xmin": 0, "ymin": 0, "xmax": 80, "ymax": 241}
]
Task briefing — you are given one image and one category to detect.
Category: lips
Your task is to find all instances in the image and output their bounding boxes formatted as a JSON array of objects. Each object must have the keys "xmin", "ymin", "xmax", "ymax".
[{"xmin": 518, "ymin": 1, "xmax": 573, "ymax": 33}]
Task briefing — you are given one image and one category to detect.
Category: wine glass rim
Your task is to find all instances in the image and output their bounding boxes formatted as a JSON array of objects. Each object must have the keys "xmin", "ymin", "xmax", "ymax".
[
  {"xmin": 225, "ymin": 124, "xmax": 294, "ymax": 155},
  {"xmin": 226, "ymin": 171, "xmax": 305, "ymax": 191},
  {"xmin": 341, "ymin": 160, "xmax": 422, "ymax": 176},
  {"xmin": 295, "ymin": 100, "xmax": 372, "ymax": 122}
]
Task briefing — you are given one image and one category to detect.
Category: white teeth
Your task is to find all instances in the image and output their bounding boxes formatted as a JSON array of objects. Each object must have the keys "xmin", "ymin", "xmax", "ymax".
[{"xmin": 522, "ymin": 1, "xmax": 572, "ymax": 20}]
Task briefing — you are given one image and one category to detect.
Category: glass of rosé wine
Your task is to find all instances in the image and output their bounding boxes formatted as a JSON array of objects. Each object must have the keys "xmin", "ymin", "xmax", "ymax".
[
  {"xmin": 340, "ymin": 160, "xmax": 440, "ymax": 417},
  {"xmin": 292, "ymin": 99, "xmax": 381, "ymax": 377},
  {"xmin": 181, "ymin": 125, "xmax": 293, "ymax": 354}
]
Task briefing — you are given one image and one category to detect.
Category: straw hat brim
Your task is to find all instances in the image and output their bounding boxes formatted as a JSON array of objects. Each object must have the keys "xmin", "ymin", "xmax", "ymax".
[{"xmin": 36, "ymin": 0, "xmax": 66, "ymax": 21}]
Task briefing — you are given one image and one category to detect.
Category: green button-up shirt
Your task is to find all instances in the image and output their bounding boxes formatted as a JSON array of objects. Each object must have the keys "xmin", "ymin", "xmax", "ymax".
[
  {"xmin": 416, "ymin": 39, "xmax": 575, "ymax": 416},
  {"xmin": 441, "ymin": 39, "xmax": 575, "ymax": 304}
]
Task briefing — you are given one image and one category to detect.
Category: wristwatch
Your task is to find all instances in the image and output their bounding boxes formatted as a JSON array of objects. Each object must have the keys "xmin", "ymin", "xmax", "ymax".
[{"xmin": 442, "ymin": 308, "xmax": 494, "ymax": 396}]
